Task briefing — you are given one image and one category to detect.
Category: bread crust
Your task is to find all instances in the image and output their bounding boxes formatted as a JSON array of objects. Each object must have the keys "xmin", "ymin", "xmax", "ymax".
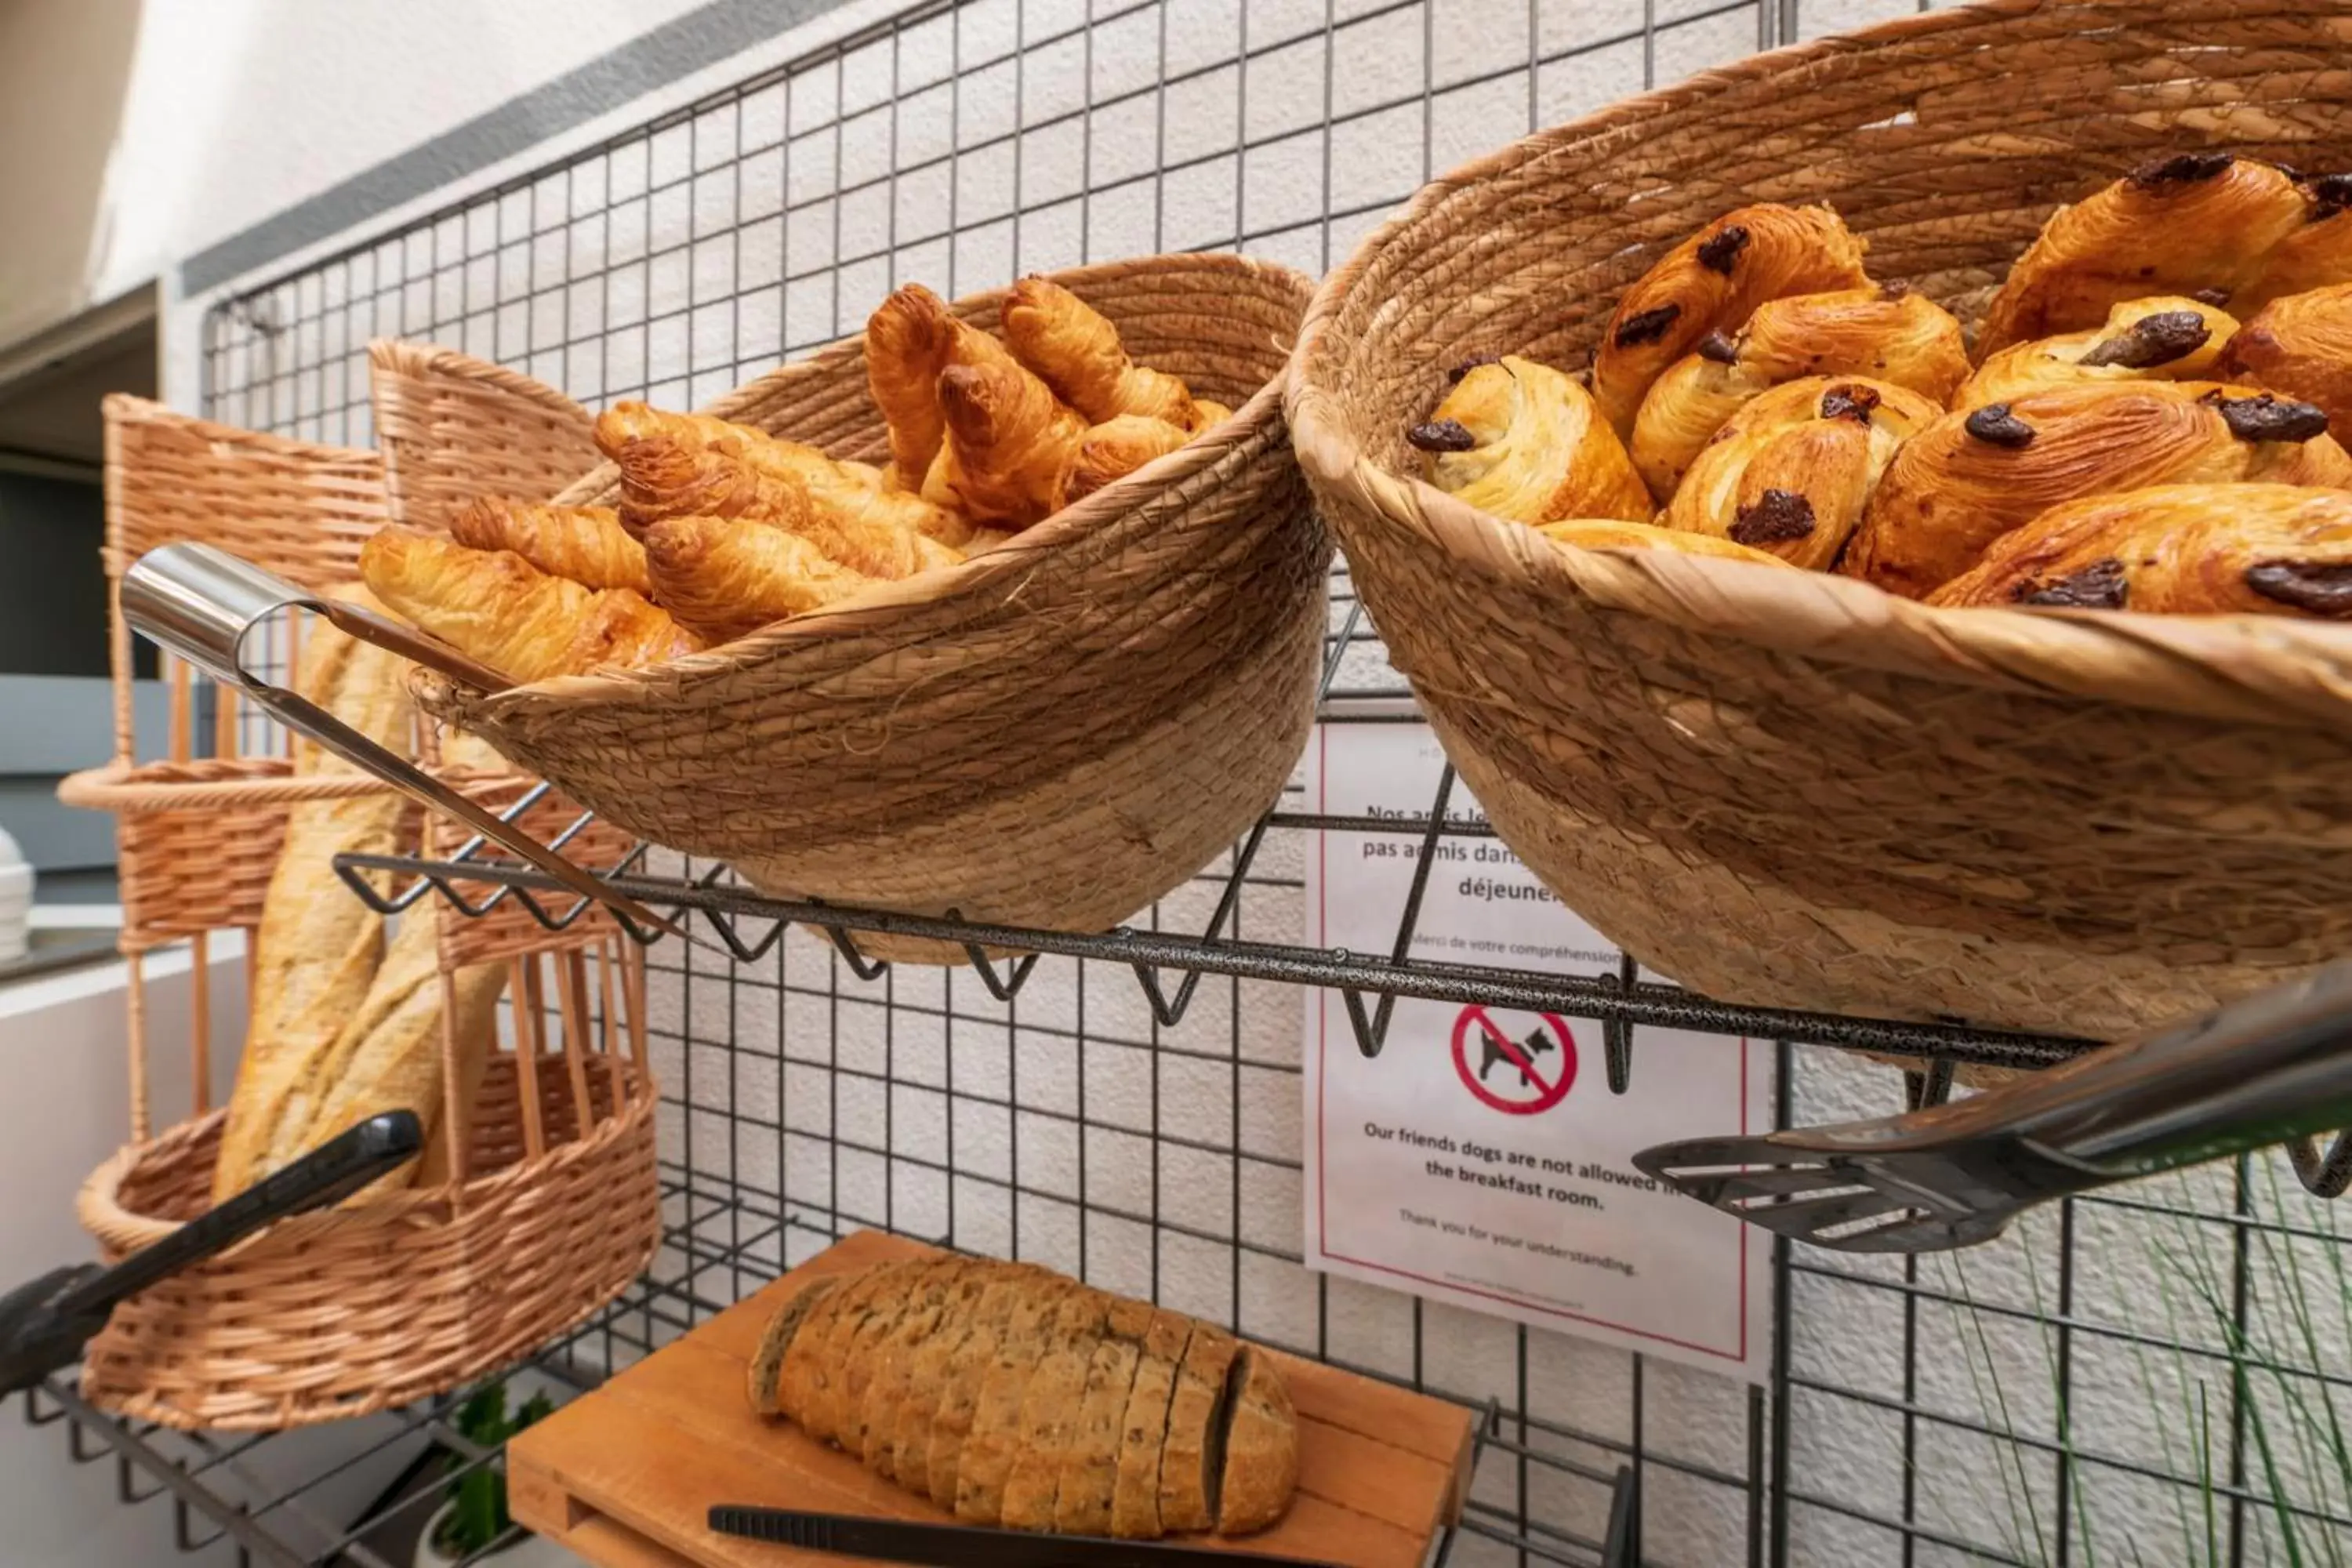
[
  {"xmin": 1157, "ymin": 1324, "xmax": 1240, "ymax": 1533},
  {"xmin": 1214, "ymin": 1347, "xmax": 1301, "ymax": 1536},
  {"xmin": 748, "ymin": 1276, "xmax": 841, "ymax": 1416},
  {"xmin": 945, "ymin": 1275, "xmax": 1076, "ymax": 1519}
]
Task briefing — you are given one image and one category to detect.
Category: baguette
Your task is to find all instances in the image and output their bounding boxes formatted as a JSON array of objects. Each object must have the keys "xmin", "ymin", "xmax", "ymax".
[{"xmin": 213, "ymin": 602, "xmax": 414, "ymax": 1200}]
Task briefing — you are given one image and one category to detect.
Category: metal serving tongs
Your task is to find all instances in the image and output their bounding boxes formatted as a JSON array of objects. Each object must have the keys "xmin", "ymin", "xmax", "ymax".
[
  {"xmin": 0, "ymin": 1112, "xmax": 423, "ymax": 1396},
  {"xmin": 1632, "ymin": 962, "xmax": 2352, "ymax": 1253},
  {"xmin": 121, "ymin": 540, "xmax": 689, "ymax": 946}
]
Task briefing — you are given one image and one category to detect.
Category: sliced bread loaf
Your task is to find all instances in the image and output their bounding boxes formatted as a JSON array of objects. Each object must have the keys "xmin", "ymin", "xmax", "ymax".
[
  {"xmin": 1156, "ymin": 1324, "xmax": 1240, "ymax": 1532},
  {"xmin": 998, "ymin": 1290, "xmax": 1115, "ymax": 1530},
  {"xmin": 1110, "ymin": 1311, "xmax": 1193, "ymax": 1538},
  {"xmin": 946, "ymin": 1275, "xmax": 1076, "ymax": 1519},
  {"xmin": 1214, "ymin": 1345, "xmax": 1300, "ymax": 1535},
  {"xmin": 1050, "ymin": 1299, "xmax": 1152, "ymax": 1534},
  {"xmin": 746, "ymin": 1275, "xmax": 840, "ymax": 1417}
]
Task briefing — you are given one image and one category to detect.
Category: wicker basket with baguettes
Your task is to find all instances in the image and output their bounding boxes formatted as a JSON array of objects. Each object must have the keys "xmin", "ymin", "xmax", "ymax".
[
  {"xmin": 364, "ymin": 254, "xmax": 1323, "ymax": 963},
  {"xmin": 1287, "ymin": 0, "xmax": 2352, "ymax": 1041},
  {"xmin": 61, "ymin": 397, "xmax": 656, "ymax": 1431}
]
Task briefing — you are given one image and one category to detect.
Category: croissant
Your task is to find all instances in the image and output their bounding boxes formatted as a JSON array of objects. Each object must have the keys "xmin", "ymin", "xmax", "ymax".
[
  {"xmin": 447, "ymin": 497, "xmax": 651, "ymax": 594},
  {"xmin": 359, "ymin": 526, "xmax": 702, "ymax": 683},
  {"xmin": 922, "ymin": 361, "xmax": 1090, "ymax": 528},
  {"xmin": 1193, "ymin": 399, "xmax": 1233, "ymax": 428},
  {"xmin": 1406, "ymin": 355, "xmax": 1650, "ymax": 525},
  {"xmin": 597, "ymin": 403, "xmax": 967, "ymax": 575},
  {"xmin": 1536, "ymin": 518, "xmax": 1797, "ymax": 569},
  {"xmin": 642, "ymin": 517, "xmax": 877, "ymax": 642},
  {"xmin": 1052, "ymin": 415, "xmax": 1192, "ymax": 510},
  {"xmin": 1926, "ymin": 483, "xmax": 2352, "ymax": 617},
  {"xmin": 1630, "ymin": 285, "xmax": 1967, "ymax": 499},
  {"xmin": 1976, "ymin": 155, "xmax": 2352, "ymax": 355},
  {"xmin": 1842, "ymin": 381, "xmax": 2352, "ymax": 599},
  {"xmin": 1661, "ymin": 376, "xmax": 1941, "ymax": 571},
  {"xmin": 1590, "ymin": 203, "xmax": 1871, "ymax": 434},
  {"xmin": 1956, "ymin": 296, "xmax": 2239, "ymax": 410},
  {"xmin": 865, "ymin": 283, "xmax": 1029, "ymax": 490},
  {"xmin": 2216, "ymin": 282, "xmax": 2352, "ymax": 437},
  {"xmin": 1002, "ymin": 277, "xmax": 1203, "ymax": 430}
]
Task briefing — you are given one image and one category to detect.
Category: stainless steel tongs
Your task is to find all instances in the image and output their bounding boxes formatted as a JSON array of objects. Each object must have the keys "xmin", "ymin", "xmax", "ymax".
[
  {"xmin": 1634, "ymin": 962, "xmax": 2352, "ymax": 1252},
  {"xmin": 120, "ymin": 540, "xmax": 685, "ymax": 942}
]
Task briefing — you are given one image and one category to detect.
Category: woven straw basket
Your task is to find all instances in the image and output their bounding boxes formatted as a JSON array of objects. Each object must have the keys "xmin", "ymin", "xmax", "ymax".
[
  {"xmin": 79, "ymin": 1046, "xmax": 658, "ymax": 1431},
  {"xmin": 371, "ymin": 254, "xmax": 1327, "ymax": 963},
  {"xmin": 62, "ymin": 396, "xmax": 658, "ymax": 1430},
  {"xmin": 1287, "ymin": 0, "xmax": 2352, "ymax": 1040}
]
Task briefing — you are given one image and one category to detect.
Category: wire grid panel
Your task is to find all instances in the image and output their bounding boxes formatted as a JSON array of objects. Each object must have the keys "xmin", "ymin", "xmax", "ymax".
[{"xmin": 191, "ymin": 1, "xmax": 2352, "ymax": 1566}]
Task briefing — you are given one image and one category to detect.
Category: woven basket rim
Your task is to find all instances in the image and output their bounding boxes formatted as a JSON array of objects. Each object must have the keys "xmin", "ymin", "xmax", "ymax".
[
  {"xmin": 102, "ymin": 391, "xmax": 380, "ymax": 467},
  {"xmin": 1284, "ymin": 0, "xmax": 2352, "ymax": 735},
  {"xmin": 78, "ymin": 1058, "xmax": 659, "ymax": 1251},
  {"xmin": 367, "ymin": 337, "xmax": 595, "ymax": 426},
  {"xmin": 59, "ymin": 757, "xmax": 402, "ymax": 812},
  {"xmin": 416, "ymin": 249, "xmax": 1313, "ymax": 720}
]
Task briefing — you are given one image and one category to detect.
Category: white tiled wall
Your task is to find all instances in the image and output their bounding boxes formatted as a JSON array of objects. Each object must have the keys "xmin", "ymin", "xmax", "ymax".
[{"xmin": 194, "ymin": 1, "xmax": 2352, "ymax": 1563}]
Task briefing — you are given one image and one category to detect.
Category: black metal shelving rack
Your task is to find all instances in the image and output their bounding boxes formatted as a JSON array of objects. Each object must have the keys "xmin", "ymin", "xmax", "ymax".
[{"xmin": 43, "ymin": 0, "xmax": 2352, "ymax": 1564}]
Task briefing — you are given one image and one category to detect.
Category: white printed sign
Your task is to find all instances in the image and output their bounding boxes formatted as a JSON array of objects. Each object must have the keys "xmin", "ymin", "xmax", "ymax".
[{"xmin": 1301, "ymin": 717, "xmax": 1773, "ymax": 1381}]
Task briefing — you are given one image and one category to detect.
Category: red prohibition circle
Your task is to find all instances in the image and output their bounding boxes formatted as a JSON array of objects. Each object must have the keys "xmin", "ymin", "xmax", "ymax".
[{"xmin": 1450, "ymin": 1006, "xmax": 1577, "ymax": 1115}]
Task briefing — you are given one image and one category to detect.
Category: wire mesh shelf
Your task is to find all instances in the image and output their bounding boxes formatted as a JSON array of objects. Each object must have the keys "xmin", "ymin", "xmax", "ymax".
[{"xmin": 54, "ymin": 0, "xmax": 2350, "ymax": 1564}]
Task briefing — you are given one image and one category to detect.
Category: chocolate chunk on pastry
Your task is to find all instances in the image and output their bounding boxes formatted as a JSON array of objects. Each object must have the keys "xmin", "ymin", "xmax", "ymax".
[
  {"xmin": 1631, "ymin": 285, "xmax": 1966, "ymax": 501},
  {"xmin": 1661, "ymin": 376, "xmax": 1941, "ymax": 572},
  {"xmin": 1977, "ymin": 155, "xmax": 2352, "ymax": 355},
  {"xmin": 1843, "ymin": 379, "xmax": 2352, "ymax": 598},
  {"xmin": 1536, "ymin": 519, "xmax": 1798, "ymax": 570},
  {"xmin": 1411, "ymin": 354, "xmax": 1650, "ymax": 525},
  {"xmin": 1925, "ymin": 482, "xmax": 2352, "ymax": 617},
  {"xmin": 1590, "ymin": 202, "xmax": 1871, "ymax": 433},
  {"xmin": 1958, "ymin": 296, "xmax": 2240, "ymax": 410}
]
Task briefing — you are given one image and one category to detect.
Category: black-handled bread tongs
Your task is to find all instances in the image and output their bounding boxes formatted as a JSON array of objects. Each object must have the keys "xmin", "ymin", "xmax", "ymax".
[
  {"xmin": 708, "ymin": 1506, "xmax": 1340, "ymax": 1567},
  {"xmin": 0, "ymin": 1110, "xmax": 423, "ymax": 1396}
]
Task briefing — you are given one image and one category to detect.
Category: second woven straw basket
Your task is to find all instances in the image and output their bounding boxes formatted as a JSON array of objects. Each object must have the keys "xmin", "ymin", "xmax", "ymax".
[
  {"xmin": 372, "ymin": 255, "xmax": 1326, "ymax": 961},
  {"xmin": 1288, "ymin": 0, "xmax": 2352, "ymax": 1040}
]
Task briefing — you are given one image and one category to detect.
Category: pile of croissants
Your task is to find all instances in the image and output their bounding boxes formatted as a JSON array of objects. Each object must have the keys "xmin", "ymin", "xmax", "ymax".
[
  {"xmin": 1407, "ymin": 152, "xmax": 2352, "ymax": 615},
  {"xmin": 359, "ymin": 278, "xmax": 1229, "ymax": 681}
]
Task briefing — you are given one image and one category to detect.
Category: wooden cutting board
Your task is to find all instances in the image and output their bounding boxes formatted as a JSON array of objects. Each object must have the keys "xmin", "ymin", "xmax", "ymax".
[{"xmin": 510, "ymin": 1230, "xmax": 1476, "ymax": 1567}]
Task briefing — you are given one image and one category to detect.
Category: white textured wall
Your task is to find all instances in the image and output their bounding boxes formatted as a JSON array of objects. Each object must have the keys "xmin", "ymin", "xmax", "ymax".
[{"xmin": 154, "ymin": 2, "xmax": 2352, "ymax": 1565}]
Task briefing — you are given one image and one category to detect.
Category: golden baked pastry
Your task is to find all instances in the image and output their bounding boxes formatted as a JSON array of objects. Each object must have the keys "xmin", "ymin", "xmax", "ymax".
[
  {"xmin": 223, "ymin": 907, "xmax": 505, "ymax": 1200},
  {"xmin": 865, "ymin": 283, "xmax": 1030, "ymax": 491},
  {"xmin": 1956, "ymin": 296, "xmax": 2239, "ymax": 410},
  {"xmin": 1842, "ymin": 381, "xmax": 2352, "ymax": 598},
  {"xmin": 2241, "ymin": 172, "xmax": 2352, "ymax": 314},
  {"xmin": 1053, "ymin": 415, "xmax": 1192, "ymax": 510},
  {"xmin": 1662, "ymin": 376, "xmax": 1940, "ymax": 571},
  {"xmin": 923, "ymin": 361, "xmax": 1090, "ymax": 528},
  {"xmin": 1630, "ymin": 285, "xmax": 1966, "ymax": 499},
  {"xmin": 360, "ymin": 526, "xmax": 702, "ymax": 684},
  {"xmin": 1535, "ymin": 519, "xmax": 1796, "ymax": 568},
  {"xmin": 643, "ymin": 516, "xmax": 877, "ymax": 642},
  {"xmin": 1590, "ymin": 203, "xmax": 1871, "ymax": 433},
  {"xmin": 1976, "ymin": 154, "xmax": 2352, "ymax": 354},
  {"xmin": 1926, "ymin": 482, "xmax": 2352, "ymax": 616},
  {"xmin": 447, "ymin": 497, "xmax": 651, "ymax": 594},
  {"xmin": 597, "ymin": 401, "xmax": 976, "ymax": 552},
  {"xmin": 215, "ymin": 600, "xmax": 413, "ymax": 1200},
  {"xmin": 749, "ymin": 1256, "xmax": 1295, "ymax": 1537},
  {"xmin": 1002, "ymin": 277, "xmax": 1204, "ymax": 430},
  {"xmin": 2216, "ymin": 281, "xmax": 2352, "ymax": 436},
  {"xmin": 1406, "ymin": 354, "xmax": 1650, "ymax": 525}
]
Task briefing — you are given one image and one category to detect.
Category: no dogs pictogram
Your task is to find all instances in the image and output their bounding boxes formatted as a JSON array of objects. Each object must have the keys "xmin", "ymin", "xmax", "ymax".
[{"xmin": 1451, "ymin": 1006, "xmax": 1576, "ymax": 1115}]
